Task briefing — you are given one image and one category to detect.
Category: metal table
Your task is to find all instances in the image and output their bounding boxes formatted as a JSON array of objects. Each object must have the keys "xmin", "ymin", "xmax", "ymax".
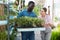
[{"xmin": 17, "ymin": 27, "xmax": 45, "ymax": 32}]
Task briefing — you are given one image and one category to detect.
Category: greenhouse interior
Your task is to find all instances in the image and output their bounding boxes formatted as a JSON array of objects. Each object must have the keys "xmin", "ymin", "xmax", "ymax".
[{"xmin": 0, "ymin": 0, "xmax": 60, "ymax": 40}]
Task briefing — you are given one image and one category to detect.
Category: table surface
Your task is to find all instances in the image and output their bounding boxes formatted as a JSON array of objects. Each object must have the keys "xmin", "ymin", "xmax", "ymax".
[{"xmin": 10, "ymin": 27, "xmax": 45, "ymax": 35}]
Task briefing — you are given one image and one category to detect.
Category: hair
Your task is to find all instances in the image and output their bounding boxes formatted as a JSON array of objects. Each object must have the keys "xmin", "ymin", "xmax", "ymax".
[
  {"xmin": 43, "ymin": 7, "xmax": 47, "ymax": 12},
  {"xmin": 28, "ymin": 1, "xmax": 35, "ymax": 6}
]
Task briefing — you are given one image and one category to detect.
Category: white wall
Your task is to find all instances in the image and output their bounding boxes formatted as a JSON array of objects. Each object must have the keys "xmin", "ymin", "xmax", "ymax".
[{"xmin": 54, "ymin": 0, "xmax": 60, "ymax": 17}]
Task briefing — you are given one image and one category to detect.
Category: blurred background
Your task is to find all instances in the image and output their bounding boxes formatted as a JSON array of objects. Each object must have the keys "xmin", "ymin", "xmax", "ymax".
[{"xmin": 0, "ymin": 0, "xmax": 60, "ymax": 40}]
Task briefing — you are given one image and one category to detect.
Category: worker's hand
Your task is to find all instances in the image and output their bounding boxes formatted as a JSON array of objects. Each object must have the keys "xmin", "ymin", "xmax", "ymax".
[{"xmin": 43, "ymin": 24, "xmax": 50, "ymax": 28}]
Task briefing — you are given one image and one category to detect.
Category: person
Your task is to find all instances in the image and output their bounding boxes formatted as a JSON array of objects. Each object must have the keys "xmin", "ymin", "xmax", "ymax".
[
  {"xmin": 17, "ymin": 1, "xmax": 37, "ymax": 40},
  {"xmin": 38, "ymin": 7, "xmax": 53, "ymax": 40},
  {"xmin": 47, "ymin": 6, "xmax": 50, "ymax": 15}
]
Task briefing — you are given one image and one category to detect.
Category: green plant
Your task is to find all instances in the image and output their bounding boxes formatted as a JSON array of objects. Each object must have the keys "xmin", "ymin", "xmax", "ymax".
[
  {"xmin": 33, "ymin": 6, "xmax": 41, "ymax": 16},
  {"xmin": 51, "ymin": 30, "xmax": 60, "ymax": 40},
  {"xmin": 51, "ymin": 25, "xmax": 60, "ymax": 40},
  {"xmin": 54, "ymin": 17, "xmax": 58, "ymax": 22},
  {"xmin": 9, "ymin": 16, "xmax": 45, "ymax": 28},
  {"xmin": 9, "ymin": 10, "xmax": 18, "ymax": 16},
  {"xmin": 33, "ymin": 18, "xmax": 45, "ymax": 27},
  {"xmin": 4, "ymin": 5, "xmax": 18, "ymax": 16},
  {"xmin": 0, "ymin": 31, "xmax": 7, "ymax": 40},
  {"xmin": 0, "ymin": 15, "xmax": 7, "ymax": 20},
  {"xmin": 10, "ymin": 29, "xmax": 17, "ymax": 40},
  {"xmin": 57, "ymin": 23, "xmax": 60, "ymax": 28}
]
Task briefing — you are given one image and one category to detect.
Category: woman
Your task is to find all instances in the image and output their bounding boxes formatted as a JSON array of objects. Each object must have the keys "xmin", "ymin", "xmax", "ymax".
[{"xmin": 38, "ymin": 7, "xmax": 53, "ymax": 40}]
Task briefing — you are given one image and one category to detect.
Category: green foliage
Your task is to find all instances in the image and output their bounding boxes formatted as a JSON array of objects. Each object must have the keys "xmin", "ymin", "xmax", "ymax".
[
  {"xmin": 33, "ymin": 6, "xmax": 41, "ymax": 16},
  {"xmin": 54, "ymin": 17, "xmax": 58, "ymax": 22},
  {"xmin": 9, "ymin": 16, "xmax": 45, "ymax": 28},
  {"xmin": 9, "ymin": 19, "xmax": 15, "ymax": 25},
  {"xmin": 0, "ymin": 31, "xmax": 7, "ymax": 40},
  {"xmin": 34, "ymin": 18, "xmax": 45, "ymax": 27},
  {"xmin": 16, "ymin": 17, "xmax": 34, "ymax": 28},
  {"xmin": 10, "ymin": 29, "xmax": 17, "ymax": 40},
  {"xmin": 9, "ymin": 10, "xmax": 18, "ymax": 16},
  {"xmin": 4, "ymin": 5, "xmax": 18, "ymax": 16},
  {"xmin": 51, "ymin": 24, "xmax": 60, "ymax": 40},
  {"xmin": 0, "ymin": 15, "xmax": 7, "ymax": 20},
  {"xmin": 57, "ymin": 23, "xmax": 60, "ymax": 28},
  {"xmin": 51, "ymin": 30, "xmax": 60, "ymax": 40},
  {"xmin": 4, "ymin": 7, "xmax": 7, "ymax": 15}
]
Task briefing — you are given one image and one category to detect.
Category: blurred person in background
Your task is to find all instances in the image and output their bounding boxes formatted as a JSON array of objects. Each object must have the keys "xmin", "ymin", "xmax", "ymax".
[{"xmin": 38, "ymin": 7, "xmax": 53, "ymax": 40}]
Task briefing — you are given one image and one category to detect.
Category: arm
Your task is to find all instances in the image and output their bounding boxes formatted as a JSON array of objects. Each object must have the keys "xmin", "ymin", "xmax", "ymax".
[{"xmin": 14, "ymin": 11, "xmax": 23, "ymax": 28}]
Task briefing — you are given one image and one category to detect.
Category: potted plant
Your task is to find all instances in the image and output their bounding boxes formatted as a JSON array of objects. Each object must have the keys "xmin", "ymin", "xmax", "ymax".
[
  {"xmin": 9, "ymin": 16, "xmax": 45, "ymax": 28},
  {"xmin": 0, "ymin": 31, "xmax": 7, "ymax": 40},
  {"xmin": 0, "ymin": 16, "xmax": 7, "ymax": 40},
  {"xmin": 0, "ymin": 15, "xmax": 7, "ymax": 32}
]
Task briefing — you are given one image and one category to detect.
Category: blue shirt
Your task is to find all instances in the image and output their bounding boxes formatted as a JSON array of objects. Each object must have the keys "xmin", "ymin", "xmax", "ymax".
[{"xmin": 17, "ymin": 9, "xmax": 37, "ymax": 17}]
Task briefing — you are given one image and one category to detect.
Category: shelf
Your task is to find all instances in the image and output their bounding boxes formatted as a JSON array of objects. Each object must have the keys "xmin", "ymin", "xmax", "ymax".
[{"xmin": 0, "ymin": 20, "xmax": 8, "ymax": 25}]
